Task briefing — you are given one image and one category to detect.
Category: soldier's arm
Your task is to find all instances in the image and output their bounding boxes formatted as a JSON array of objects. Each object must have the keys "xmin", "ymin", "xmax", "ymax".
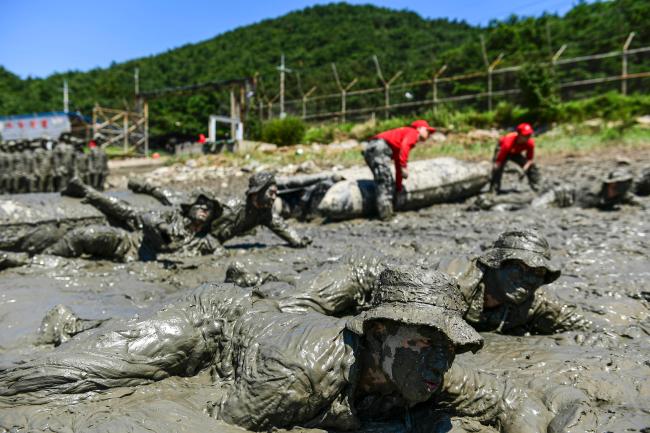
[
  {"xmin": 265, "ymin": 211, "xmax": 310, "ymax": 247},
  {"xmin": 128, "ymin": 179, "xmax": 175, "ymax": 206},
  {"xmin": 526, "ymin": 289, "xmax": 594, "ymax": 334},
  {"xmin": 277, "ymin": 252, "xmax": 384, "ymax": 316},
  {"xmin": 437, "ymin": 361, "xmax": 551, "ymax": 433},
  {"xmin": 623, "ymin": 193, "xmax": 646, "ymax": 209}
]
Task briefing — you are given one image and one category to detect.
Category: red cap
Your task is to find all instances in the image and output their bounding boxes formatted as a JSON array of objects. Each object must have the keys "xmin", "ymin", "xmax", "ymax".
[
  {"xmin": 198, "ymin": 133, "xmax": 207, "ymax": 144},
  {"xmin": 411, "ymin": 120, "xmax": 436, "ymax": 133},
  {"xmin": 516, "ymin": 123, "xmax": 534, "ymax": 136},
  {"xmin": 88, "ymin": 141, "xmax": 97, "ymax": 149}
]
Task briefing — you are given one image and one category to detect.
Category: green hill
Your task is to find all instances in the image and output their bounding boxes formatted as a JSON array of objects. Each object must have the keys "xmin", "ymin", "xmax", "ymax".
[{"xmin": 1, "ymin": 1, "xmax": 648, "ymax": 139}]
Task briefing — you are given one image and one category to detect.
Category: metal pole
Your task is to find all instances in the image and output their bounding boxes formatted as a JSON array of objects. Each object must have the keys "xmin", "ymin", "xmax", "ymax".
[
  {"xmin": 622, "ymin": 32, "xmax": 636, "ymax": 95},
  {"xmin": 277, "ymin": 54, "xmax": 291, "ymax": 118},
  {"xmin": 230, "ymin": 90, "xmax": 237, "ymax": 139}
]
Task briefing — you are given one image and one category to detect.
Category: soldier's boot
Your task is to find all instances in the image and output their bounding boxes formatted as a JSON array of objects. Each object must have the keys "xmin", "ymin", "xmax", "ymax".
[
  {"xmin": 37, "ymin": 304, "xmax": 107, "ymax": 346},
  {"xmin": 490, "ymin": 166, "xmax": 504, "ymax": 194},
  {"xmin": 0, "ymin": 251, "xmax": 30, "ymax": 271},
  {"xmin": 526, "ymin": 163, "xmax": 541, "ymax": 192},
  {"xmin": 61, "ymin": 177, "xmax": 90, "ymax": 198}
]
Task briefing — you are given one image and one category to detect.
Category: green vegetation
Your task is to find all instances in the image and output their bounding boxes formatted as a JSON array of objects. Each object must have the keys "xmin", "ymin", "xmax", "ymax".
[
  {"xmin": 261, "ymin": 117, "xmax": 306, "ymax": 146},
  {"xmin": 1, "ymin": 0, "xmax": 649, "ymax": 143}
]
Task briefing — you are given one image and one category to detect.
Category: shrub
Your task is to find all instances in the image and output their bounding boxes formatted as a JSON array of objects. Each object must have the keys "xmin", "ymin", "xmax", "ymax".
[{"xmin": 261, "ymin": 117, "xmax": 306, "ymax": 146}]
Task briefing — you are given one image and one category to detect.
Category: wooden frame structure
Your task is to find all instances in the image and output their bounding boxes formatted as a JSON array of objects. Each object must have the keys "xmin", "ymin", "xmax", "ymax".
[{"xmin": 92, "ymin": 104, "xmax": 149, "ymax": 155}]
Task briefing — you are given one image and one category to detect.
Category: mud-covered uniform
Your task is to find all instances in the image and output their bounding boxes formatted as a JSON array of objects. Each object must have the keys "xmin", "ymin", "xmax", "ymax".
[
  {"xmin": 491, "ymin": 132, "xmax": 541, "ymax": 193},
  {"xmin": 0, "ymin": 277, "xmax": 551, "ymax": 433},
  {"xmin": 210, "ymin": 196, "xmax": 306, "ymax": 247},
  {"xmin": 532, "ymin": 183, "xmax": 644, "ymax": 210},
  {"xmin": 437, "ymin": 256, "xmax": 592, "ymax": 334},
  {"xmin": 46, "ymin": 186, "xmax": 222, "ymax": 261}
]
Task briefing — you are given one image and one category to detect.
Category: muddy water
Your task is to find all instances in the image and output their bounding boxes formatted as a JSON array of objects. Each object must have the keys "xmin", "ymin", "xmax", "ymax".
[{"xmin": 0, "ymin": 155, "xmax": 649, "ymax": 432}]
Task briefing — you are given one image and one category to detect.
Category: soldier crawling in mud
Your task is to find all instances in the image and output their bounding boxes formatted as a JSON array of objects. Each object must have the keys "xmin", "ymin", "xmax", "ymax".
[
  {"xmin": 39, "ymin": 177, "xmax": 224, "ymax": 261},
  {"xmin": 0, "ymin": 265, "xmax": 587, "ymax": 433},
  {"xmin": 209, "ymin": 171, "xmax": 312, "ymax": 248},
  {"xmin": 531, "ymin": 167, "xmax": 645, "ymax": 210},
  {"xmin": 128, "ymin": 171, "xmax": 311, "ymax": 248},
  {"xmin": 470, "ymin": 167, "xmax": 646, "ymax": 212},
  {"xmin": 228, "ymin": 230, "xmax": 593, "ymax": 336}
]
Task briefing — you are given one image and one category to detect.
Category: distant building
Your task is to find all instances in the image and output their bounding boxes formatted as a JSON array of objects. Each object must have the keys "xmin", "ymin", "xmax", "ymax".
[{"xmin": 0, "ymin": 112, "xmax": 90, "ymax": 142}]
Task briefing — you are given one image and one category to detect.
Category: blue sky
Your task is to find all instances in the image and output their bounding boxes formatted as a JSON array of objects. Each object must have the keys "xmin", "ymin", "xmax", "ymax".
[{"xmin": 0, "ymin": 0, "xmax": 588, "ymax": 78}]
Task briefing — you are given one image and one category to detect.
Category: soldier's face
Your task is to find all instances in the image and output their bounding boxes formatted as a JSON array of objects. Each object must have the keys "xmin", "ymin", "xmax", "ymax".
[
  {"xmin": 489, "ymin": 260, "xmax": 547, "ymax": 305},
  {"xmin": 372, "ymin": 321, "xmax": 454, "ymax": 405},
  {"xmin": 188, "ymin": 199, "xmax": 214, "ymax": 223},
  {"xmin": 256, "ymin": 184, "xmax": 278, "ymax": 208}
]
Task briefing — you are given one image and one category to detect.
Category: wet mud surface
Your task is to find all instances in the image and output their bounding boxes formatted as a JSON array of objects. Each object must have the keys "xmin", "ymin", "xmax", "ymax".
[{"xmin": 1, "ymin": 153, "xmax": 649, "ymax": 432}]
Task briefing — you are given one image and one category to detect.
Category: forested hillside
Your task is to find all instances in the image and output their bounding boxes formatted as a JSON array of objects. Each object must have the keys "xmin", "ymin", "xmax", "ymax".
[{"xmin": 1, "ymin": 0, "xmax": 648, "ymax": 137}]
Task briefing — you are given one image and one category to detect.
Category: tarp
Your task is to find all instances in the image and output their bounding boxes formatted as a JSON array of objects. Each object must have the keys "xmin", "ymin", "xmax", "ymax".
[{"xmin": 0, "ymin": 113, "xmax": 71, "ymax": 142}]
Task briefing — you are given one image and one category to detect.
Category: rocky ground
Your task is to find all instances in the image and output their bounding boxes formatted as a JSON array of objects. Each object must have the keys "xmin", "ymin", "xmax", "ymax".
[{"xmin": 0, "ymin": 148, "xmax": 649, "ymax": 432}]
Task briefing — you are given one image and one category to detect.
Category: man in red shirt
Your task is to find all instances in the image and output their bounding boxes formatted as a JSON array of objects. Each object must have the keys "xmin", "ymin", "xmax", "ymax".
[
  {"xmin": 490, "ymin": 123, "xmax": 541, "ymax": 194},
  {"xmin": 363, "ymin": 120, "xmax": 435, "ymax": 220}
]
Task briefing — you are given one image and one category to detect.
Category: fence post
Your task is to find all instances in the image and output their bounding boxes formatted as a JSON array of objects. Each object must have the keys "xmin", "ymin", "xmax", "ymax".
[
  {"xmin": 302, "ymin": 87, "xmax": 317, "ymax": 119},
  {"xmin": 552, "ymin": 45, "xmax": 567, "ymax": 101},
  {"xmin": 433, "ymin": 65, "xmax": 447, "ymax": 113},
  {"xmin": 488, "ymin": 53, "xmax": 504, "ymax": 112},
  {"xmin": 622, "ymin": 32, "xmax": 636, "ymax": 95},
  {"xmin": 373, "ymin": 55, "xmax": 402, "ymax": 119},
  {"xmin": 123, "ymin": 113, "xmax": 129, "ymax": 153},
  {"xmin": 331, "ymin": 63, "xmax": 357, "ymax": 123},
  {"xmin": 144, "ymin": 100, "xmax": 149, "ymax": 157}
]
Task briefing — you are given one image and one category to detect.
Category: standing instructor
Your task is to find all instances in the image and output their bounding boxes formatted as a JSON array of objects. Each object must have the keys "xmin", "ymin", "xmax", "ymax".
[{"xmin": 363, "ymin": 120, "xmax": 435, "ymax": 220}]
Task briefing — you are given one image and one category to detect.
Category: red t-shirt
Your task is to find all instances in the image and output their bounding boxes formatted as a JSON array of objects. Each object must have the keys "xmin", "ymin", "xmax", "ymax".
[
  {"xmin": 495, "ymin": 132, "xmax": 534, "ymax": 165},
  {"xmin": 375, "ymin": 127, "xmax": 419, "ymax": 191}
]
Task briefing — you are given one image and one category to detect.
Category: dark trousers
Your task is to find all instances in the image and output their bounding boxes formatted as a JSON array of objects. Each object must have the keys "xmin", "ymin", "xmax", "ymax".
[
  {"xmin": 363, "ymin": 139, "xmax": 395, "ymax": 220},
  {"xmin": 491, "ymin": 151, "xmax": 541, "ymax": 193}
]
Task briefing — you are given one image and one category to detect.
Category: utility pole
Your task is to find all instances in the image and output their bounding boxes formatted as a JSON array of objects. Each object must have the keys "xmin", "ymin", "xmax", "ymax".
[
  {"xmin": 277, "ymin": 54, "xmax": 292, "ymax": 118},
  {"xmin": 134, "ymin": 68, "xmax": 140, "ymax": 96},
  {"xmin": 63, "ymin": 79, "xmax": 69, "ymax": 112}
]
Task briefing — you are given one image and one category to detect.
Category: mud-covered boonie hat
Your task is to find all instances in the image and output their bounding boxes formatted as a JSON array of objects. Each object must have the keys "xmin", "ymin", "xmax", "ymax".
[
  {"xmin": 603, "ymin": 168, "xmax": 633, "ymax": 184},
  {"xmin": 247, "ymin": 171, "xmax": 277, "ymax": 195},
  {"xmin": 478, "ymin": 230, "xmax": 561, "ymax": 284},
  {"xmin": 347, "ymin": 267, "xmax": 483, "ymax": 354},
  {"xmin": 180, "ymin": 188, "xmax": 223, "ymax": 216}
]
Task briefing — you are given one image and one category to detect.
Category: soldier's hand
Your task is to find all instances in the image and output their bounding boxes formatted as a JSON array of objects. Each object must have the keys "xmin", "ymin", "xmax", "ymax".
[{"xmin": 401, "ymin": 167, "xmax": 409, "ymax": 179}]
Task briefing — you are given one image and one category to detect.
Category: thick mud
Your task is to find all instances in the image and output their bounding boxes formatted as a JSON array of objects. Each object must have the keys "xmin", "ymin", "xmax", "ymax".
[{"xmin": 0, "ymin": 153, "xmax": 649, "ymax": 432}]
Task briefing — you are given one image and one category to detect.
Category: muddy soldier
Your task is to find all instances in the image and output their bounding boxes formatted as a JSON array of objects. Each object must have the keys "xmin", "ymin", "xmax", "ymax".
[
  {"xmin": 490, "ymin": 123, "xmax": 541, "ymax": 194},
  {"xmin": 363, "ymin": 120, "xmax": 435, "ymax": 220},
  {"xmin": 436, "ymin": 230, "xmax": 593, "ymax": 334},
  {"xmin": 0, "ymin": 266, "xmax": 577, "ymax": 433},
  {"xmin": 44, "ymin": 177, "xmax": 223, "ymax": 261},
  {"xmin": 210, "ymin": 171, "xmax": 311, "ymax": 247},
  {"xmin": 532, "ymin": 167, "xmax": 645, "ymax": 210}
]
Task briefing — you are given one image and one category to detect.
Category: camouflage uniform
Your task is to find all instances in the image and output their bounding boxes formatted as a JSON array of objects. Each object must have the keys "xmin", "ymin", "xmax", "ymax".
[
  {"xmin": 32, "ymin": 147, "xmax": 52, "ymax": 192},
  {"xmin": 362, "ymin": 138, "xmax": 396, "ymax": 220},
  {"xmin": 52, "ymin": 144, "xmax": 75, "ymax": 192},
  {"xmin": 437, "ymin": 230, "xmax": 593, "ymax": 334},
  {"xmin": 45, "ymin": 179, "xmax": 223, "ymax": 261},
  {"xmin": 0, "ymin": 152, "xmax": 10, "ymax": 193},
  {"xmin": 210, "ymin": 172, "xmax": 310, "ymax": 247},
  {"xmin": 0, "ymin": 266, "xmax": 563, "ymax": 433}
]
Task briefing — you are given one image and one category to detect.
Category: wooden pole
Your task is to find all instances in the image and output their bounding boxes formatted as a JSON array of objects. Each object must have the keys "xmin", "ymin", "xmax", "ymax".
[
  {"xmin": 144, "ymin": 100, "xmax": 149, "ymax": 157},
  {"xmin": 622, "ymin": 32, "xmax": 636, "ymax": 95},
  {"xmin": 123, "ymin": 113, "xmax": 128, "ymax": 153},
  {"xmin": 433, "ymin": 65, "xmax": 447, "ymax": 113},
  {"xmin": 488, "ymin": 53, "xmax": 504, "ymax": 112}
]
